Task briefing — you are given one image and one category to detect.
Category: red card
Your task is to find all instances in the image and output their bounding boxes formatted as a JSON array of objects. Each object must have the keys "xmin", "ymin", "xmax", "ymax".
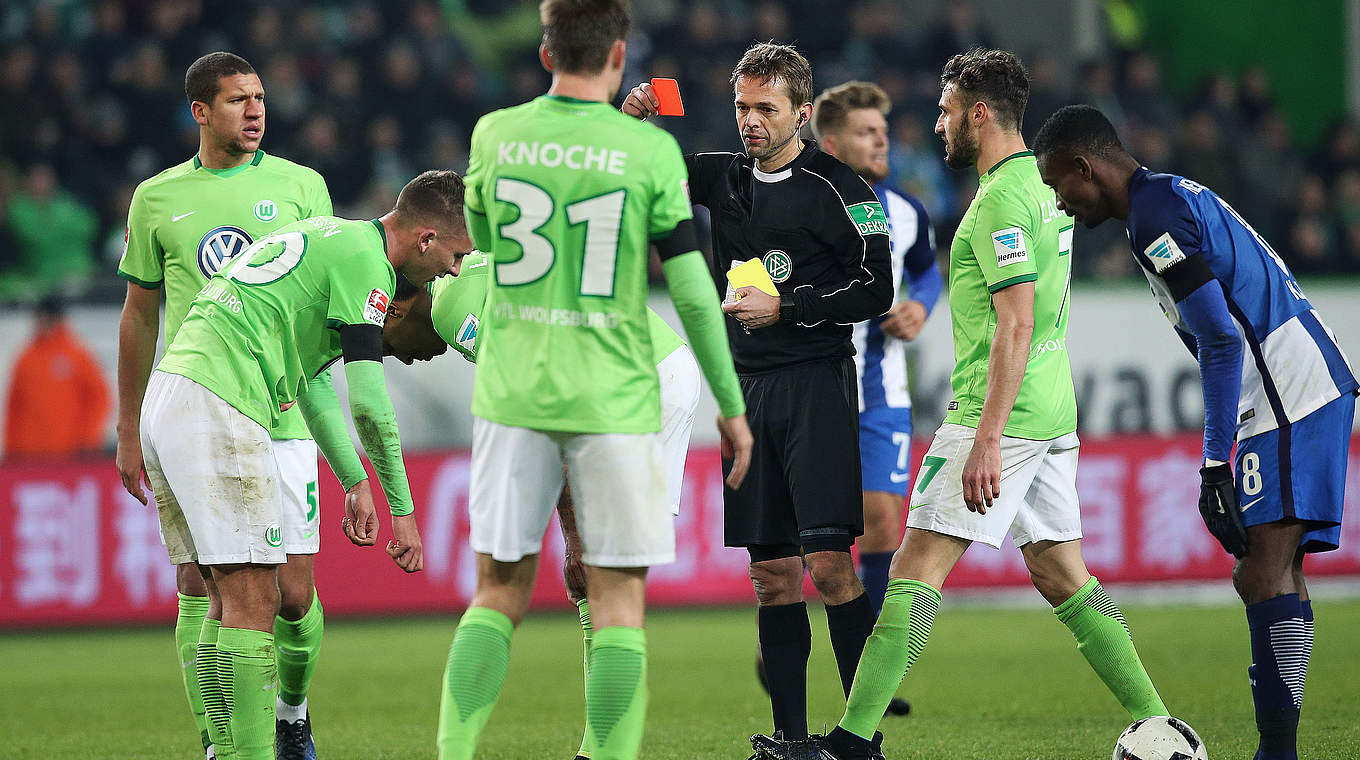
[{"xmin": 651, "ymin": 77, "xmax": 685, "ymax": 116}]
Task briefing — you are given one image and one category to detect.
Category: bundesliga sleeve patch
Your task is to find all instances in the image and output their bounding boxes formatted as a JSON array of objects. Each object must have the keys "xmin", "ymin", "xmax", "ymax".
[
  {"xmin": 1143, "ymin": 231, "xmax": 1187, "ymax": 273},
  {"xmin": 847, "ymin": 202, "xmax": 890, "ymax": 236},
  {"xmin": 363, "ymin": 288, "xmax": 390, "ymax": 326},
  {"xmin": 991, "ymin": 227, "xmax": 1028, "ymax": 266},
  {"xmin": 456, "ymin": 313, "xmax": 479, "ymax": 356}
]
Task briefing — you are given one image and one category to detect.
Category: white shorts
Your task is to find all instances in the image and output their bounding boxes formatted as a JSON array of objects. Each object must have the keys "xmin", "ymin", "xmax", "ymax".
[
  {"xmin": 469, "ymin": 418, "xmax": 673, "ymax": 567},
  {"xmin": 906, "ymin": 423, "xmax": 1083, "ymax": 549},
  {"xmin": 272, "ymin": 438, "xmax": 320, "ymax": 555},
  {"xmin": 141, "ymin": 371, "xmax": 286, "ymax": 566},
  {"xmin": 657, "ymin": 345, "xmax": 701, "ymax": 516}
]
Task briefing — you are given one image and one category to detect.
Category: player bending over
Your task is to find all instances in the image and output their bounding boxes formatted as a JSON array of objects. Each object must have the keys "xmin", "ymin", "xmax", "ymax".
[
  {"xmin": 381, "ymin": 255, "xmax": 701, "ymax": 760},
  {"xmin": 115, "ymin": 51, "xmax": 334, "ymax": 760},
  {"xmin": 434, "ymin": 3, "xmax": 751, "ymax": 759},
  {"xmin": 1035, "ymin": 104, "xmax": 1357, "ymax": 760},
  {"xmin": 755, "ymin": 49, "xmax": 1167, "ymax": 760},
  {"xmin": 139, "ymin": 171, "xmax": 469, "ymax": 760}
]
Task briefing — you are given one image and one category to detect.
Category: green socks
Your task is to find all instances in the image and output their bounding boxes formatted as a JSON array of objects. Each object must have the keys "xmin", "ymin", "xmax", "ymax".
[
  {"xmin": 216, "ymin": 627, "xmax": 278, "ymax": 760},
  {"xmin": 176, "ymin": 594, "xmax": 211, "ymax": 751},
  {"xmin": 577, "ymin": 600, "xmax": 596, "ymax": 759},
  {"xmin": 198, "ymin": 618, "xmax": 233, "ymax": 760},
  {"xmin": 1055, "ymin": 577, "xmax": 1167, "ymax": 719},
  {"xmin": 839, "ymin": 578, "xmax": 941, "ymax": 740},
  {"xmin": 586, "ymin": 626, "xmax": 648, "ymax": 760},
  {"xmin": 275, "ymin": 592, "xmax": 324, "ymax": 708},
  {"xmin": 438, "ymin": 607, "xmax": 515, "ymax": 760}
]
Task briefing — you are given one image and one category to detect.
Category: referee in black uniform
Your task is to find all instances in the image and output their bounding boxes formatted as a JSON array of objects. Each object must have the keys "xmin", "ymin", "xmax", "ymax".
[{"xmin": 625, "ymin": 43, "xmax": 893, "ymax": 747}]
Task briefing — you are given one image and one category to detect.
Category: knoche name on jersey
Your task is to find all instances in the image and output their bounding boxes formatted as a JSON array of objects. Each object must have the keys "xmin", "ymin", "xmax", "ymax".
[{"xmin": 496, "ymin": 141, "xmax": 628, "ymax": 176}]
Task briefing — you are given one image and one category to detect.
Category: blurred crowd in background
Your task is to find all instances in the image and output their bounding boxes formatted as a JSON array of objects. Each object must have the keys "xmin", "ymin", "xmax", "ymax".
[{"xmin": 1, "ymin": 0, "xmax": 1359, "ymax": 305}]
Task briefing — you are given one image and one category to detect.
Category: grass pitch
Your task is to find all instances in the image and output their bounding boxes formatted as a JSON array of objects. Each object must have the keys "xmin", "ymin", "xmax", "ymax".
[{"xmin": 3, "ymin": 599, "xmax": 1359, "ymax": 759}]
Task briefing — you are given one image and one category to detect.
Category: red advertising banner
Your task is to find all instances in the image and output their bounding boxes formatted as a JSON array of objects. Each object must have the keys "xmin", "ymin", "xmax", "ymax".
[{"xmin": 2, "ymin": 435, "xmax": 1358, "ymax": 627}]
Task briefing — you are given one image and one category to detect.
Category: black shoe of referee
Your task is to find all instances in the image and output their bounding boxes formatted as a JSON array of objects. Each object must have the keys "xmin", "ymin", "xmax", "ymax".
[{"xmin": 884, "ymin": 696, "xmax": 911, "ymax": 717}]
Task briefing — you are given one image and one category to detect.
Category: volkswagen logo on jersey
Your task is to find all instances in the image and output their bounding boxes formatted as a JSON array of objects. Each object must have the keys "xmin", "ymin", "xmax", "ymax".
[
  {"xmin": 197, "ymin": 226, "xmax": 255, "ymax": 278},
  {"xmin": 764, "ymin": 250, "xmax": 793, "ymax": 283}
]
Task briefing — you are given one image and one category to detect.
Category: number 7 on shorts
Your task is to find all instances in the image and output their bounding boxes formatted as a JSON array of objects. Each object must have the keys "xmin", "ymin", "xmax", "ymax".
[{"xmin": 916, "ymin": 455, "xmax": 947, "ymax": 494}]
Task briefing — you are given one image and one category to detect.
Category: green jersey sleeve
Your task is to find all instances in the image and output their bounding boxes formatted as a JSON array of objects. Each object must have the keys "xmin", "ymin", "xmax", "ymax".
[
  {"xmin": 429, "ymin": 253, "xmax": 490, "ymax": 362},
  {"xmin": 307, "ymin": 172, "xmax": 334, "ymax": 217},
  {"xmin": 648, "ymin": 135, "xmax": 694, "ymax": 238},
  {"xmin": 327, "ymin": 246, "xmax": 396, "ymax": 328},
  {"xmin": 117, "ymin": 184, "xmax": 164, "ymax": 288},
  {"xmin": 969, "ymin": 188, "xmax": 1038, "ymax": 293}
]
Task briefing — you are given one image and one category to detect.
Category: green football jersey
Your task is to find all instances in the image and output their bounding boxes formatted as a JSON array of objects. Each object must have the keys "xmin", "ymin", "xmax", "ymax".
[
  {"xmin": 118, "ymin": 150, "xmax": 332, "ymax": 439},
  {"xmin": 429, "ymin": 252, "xmax": 685, "ymax": 365},
  {"xmin": 156, "ymin": 217, "xmax": 395, "ymax": 432},
  {"xmin": 464, "ymin": 95, "xmax": 693, "ymax": 433},
  {"xmin": 944, "ymin": 151, "xmax": 1076, "ymax": 440}
]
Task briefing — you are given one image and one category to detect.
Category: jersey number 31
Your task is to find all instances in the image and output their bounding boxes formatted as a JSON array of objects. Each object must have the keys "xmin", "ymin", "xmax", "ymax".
[{"xmin": 494, "ymin": 178, "xmax": 625, "ymax": 297}]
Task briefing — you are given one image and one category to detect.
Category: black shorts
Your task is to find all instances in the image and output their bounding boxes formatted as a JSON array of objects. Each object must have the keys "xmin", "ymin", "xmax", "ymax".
[{"xmin": 723, "ymin": 357, "xmax": 863, "ymax": 553}]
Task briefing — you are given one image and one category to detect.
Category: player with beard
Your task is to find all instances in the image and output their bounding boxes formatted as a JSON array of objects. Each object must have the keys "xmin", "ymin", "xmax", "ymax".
[
  {"xmin": 751, "ymin": 48, "xmax": 1167, "ymax": 760},
  {"xmin": 624, "ymin": 43, "xmax": 893, "ymax": 752}
]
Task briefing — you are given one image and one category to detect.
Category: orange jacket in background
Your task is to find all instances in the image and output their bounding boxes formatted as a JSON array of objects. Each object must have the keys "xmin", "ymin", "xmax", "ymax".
[{"xmin": 4, "ymin": 323, "xmax": 111, "ymax": 459}]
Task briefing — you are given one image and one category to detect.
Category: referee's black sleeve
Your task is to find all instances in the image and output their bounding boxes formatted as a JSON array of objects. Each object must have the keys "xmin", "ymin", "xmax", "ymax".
[
  {"xmin": 788, "ymin": 165, "xmax": 893, "ymax": 326},
  {"xmin": 684, "ymin": 152, "xmax": 736, "ymax": 209}
]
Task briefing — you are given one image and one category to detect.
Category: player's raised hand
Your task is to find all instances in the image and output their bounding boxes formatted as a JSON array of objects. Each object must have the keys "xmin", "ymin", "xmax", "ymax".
[
  {"xmin": 343, "ymin": 479, "xmax": 379, "ymax": 546},
  {"xmin": 962, "ymin": 439, "xmax": 1001, "ymax": 513},
  {"xmin": 621, "ymin": 81, "xmax": 660, "ymax": 120},
  {"xmin": 387, "ymin": 514, "xmax": 424, "ymax": 573},
  {"xmin": 1199, "ymin": 463, "xmax": 1248, "ymax": 558},
  {"xmin": 718, "ymin": 413, "xmax": 754, "ymax": 489},
  {"xmin": 116, "ymin": 435, "xmax": 149, "ymax": 505}
]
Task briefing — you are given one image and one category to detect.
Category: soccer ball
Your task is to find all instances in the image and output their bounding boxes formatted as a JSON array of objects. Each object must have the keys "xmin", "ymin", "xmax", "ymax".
[{"xmin": 1113, "ymin": 716, "xmax": 1208, "ymax": 760}]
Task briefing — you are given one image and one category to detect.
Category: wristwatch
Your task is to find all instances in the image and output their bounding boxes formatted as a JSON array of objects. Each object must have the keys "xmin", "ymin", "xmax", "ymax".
[{"xmin": 778, "ymin": 297, "xmax": 797, "ymax": 324}]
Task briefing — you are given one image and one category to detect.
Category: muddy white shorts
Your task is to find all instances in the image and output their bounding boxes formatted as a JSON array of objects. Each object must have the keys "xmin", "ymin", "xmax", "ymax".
[{"xmin": 141, "ymin": 371, "xmax": 286, "ymax": 566}]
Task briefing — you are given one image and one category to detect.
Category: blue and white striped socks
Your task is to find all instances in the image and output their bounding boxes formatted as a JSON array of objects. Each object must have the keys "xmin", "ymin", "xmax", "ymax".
[{"xmin": 1246, "ymin": 593, "xmax": 1311, "ymax": 760}]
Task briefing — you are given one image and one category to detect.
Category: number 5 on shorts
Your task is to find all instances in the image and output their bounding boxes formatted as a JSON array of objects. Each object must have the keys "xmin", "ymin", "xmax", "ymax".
[{"xmin": 916, "ymin": 455, "xmax": 947, "ymax": 494}]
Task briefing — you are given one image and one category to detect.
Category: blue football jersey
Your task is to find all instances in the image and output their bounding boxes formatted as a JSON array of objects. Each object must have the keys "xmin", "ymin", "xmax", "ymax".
[
  {"xmin": 1125, "ymin": 168, "xmax": 1357, "ymax": 456},
  {"xmin": 852, "ymin": 183, "xmax": 941, "ymax": 411}
]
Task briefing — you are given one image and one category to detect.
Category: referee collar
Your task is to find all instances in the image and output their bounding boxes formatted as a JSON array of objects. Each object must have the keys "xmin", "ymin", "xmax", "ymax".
[{"xmin": 751, "ymin": 139, "xmax": 818, "ymax": 183}]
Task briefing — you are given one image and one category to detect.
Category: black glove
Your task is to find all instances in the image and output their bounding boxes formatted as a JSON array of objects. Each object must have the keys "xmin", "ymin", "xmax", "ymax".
[{"xmin": 1199, "ymin": 463, "xmax": 1248, "ymax": 558}]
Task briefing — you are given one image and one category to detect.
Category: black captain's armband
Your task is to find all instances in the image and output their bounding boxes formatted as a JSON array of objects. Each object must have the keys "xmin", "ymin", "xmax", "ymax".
[
  {"xmin": 1161, "ymin": 252, "xmax": 1216, "ymax": 302},
  {"xmin": 339, "ymin": 323, "xmax": 384, "ymax": 363},
  {"xmin": 654, "ymin": 219, "xmax": 698, "ymax": 261}
]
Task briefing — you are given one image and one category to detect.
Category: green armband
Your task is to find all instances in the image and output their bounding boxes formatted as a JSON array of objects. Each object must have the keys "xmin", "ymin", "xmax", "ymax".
[
  {"xmin": 662, "ymin": 252, "xmax": 746, "ymax": 418},
  {"xmin": 343, "ymin": 360, "xmax": 414, "ymax": 516},
  {"xmin": 297, "ymin": 369, "xmax": 367, "ymax": 491}
]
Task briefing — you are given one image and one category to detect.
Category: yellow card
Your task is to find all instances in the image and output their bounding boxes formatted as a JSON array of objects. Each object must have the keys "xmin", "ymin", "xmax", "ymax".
[{"xmin": 726, "ymin": 258, "xmax": 779, "ymax": 297}]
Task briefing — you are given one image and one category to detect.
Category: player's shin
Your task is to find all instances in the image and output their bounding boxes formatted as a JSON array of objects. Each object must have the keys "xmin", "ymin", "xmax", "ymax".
[
  {"xmin": 1246, "ymin": 593, "xmax": 1307, "ymax": 758},
  {"xmin": 585, "ymin": 626, "xmax": 647, "ymax": 760},
  {"xmin": 437, "ymin": 607, "xmax": 514, "ymax": 760},
  {"xmin": 176, "ymin": 593, "xmax": 212, "ymax": 752},
  {"xmin": 839, "ymin": 578, "xmax": 939, "ymax": 740},
  {"xmin": 198, "ymin": 617, "xmax": 235, "ymax": 760},
  {"xmin": 577, "ymin": 599, "xmax": 596, "ymax": 759},
  {"xmin": 216, "ymin": 627, "xmax": 277, "ymax": 760},
  {"xmin": 274, "ymin": 590, "xmax": 323, "ymax": 716},
  {"xmin": 1054, "ymin": 577, "xmax": 1167, "ymax": 719}
]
